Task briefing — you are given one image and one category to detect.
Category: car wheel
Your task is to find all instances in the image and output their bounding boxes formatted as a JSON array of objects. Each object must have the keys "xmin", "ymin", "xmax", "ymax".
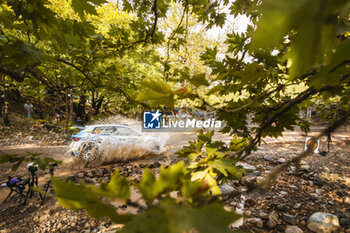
[
  {"xmin": 79, "ymin": 142, "xmax": 99, "ymax": 160},
  {"xmin": 151, "ymin": 144, "xmax": 160, "ymax": 151}
]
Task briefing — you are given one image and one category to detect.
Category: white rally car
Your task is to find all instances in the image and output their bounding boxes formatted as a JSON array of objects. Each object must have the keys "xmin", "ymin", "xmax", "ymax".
[{"xmin": 70, "ymin": 124, "xmax": 164, "ymax": 159}]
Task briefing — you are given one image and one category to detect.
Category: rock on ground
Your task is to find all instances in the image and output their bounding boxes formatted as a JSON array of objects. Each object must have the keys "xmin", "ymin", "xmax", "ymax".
[
  {"xmin": 267, "ymin": 211, "xmax": 279, "ymax": 228},
  {"xmin": 236, "ymin": 162, "xmax": 256, "ymax": 171},
  {"xmin": 219, "ymin": 184, "xmax": 236, "ymax": 195},
  {"xmin": 285, "ymin": 225, "xmax": 303, "ymax": 233},
  {"xmin": 246, "ymin": 218, "xmax": 264, "ymax": 228},
  {"xmin": 307, "ymin": 212, "xmax": 340, "ymax": 233},
  {"xmin": 282, "ymin": 214, "xmax": 299, "ymax": 225}
]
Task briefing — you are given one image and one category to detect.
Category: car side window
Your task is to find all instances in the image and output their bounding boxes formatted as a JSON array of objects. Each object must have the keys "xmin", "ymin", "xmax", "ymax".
[
  {"xmin": 92, "ymin": 126, "xmax": 116, "ymax": 135},
  {"xmin": 114, "ymin": 127, "xmax": 141, "ymax": 136}
]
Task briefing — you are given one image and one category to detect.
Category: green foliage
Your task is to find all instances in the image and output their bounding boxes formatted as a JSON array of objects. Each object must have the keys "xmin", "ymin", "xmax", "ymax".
[
  {"xmin": 136, "ymin": 78, "xmax": 175, "ymax": 108},
  {"xmin": 0, "ymin": 152, "xmax": 62, "ymax": 171},
  {"xmin": 1, "ymin": 0, "xmax": 350, "ymax": 232},
  {"xmin": 251, "ymin": 0, "xmax": 350, "ymax": 78},
  {"xmin": 97, "ymin": 169, "xmax": 131, "ymax": 199},
  {"xmin": 186, "ymin": 73, "xmax": 210, "ymax": 87},
  {"xmin": 177, "ymin": 131, "xmax": 246, "ymax": 195},
  {"xmin": 52, "ymin": 175, "xmax": 132, "ymax": 223},
  {"xmin": 0, "ymin": 0, "xmax": 166, "ymax": 119},
  {"xmin": 0, "ymin": 153, "xmax": 25, "ymax": 172},
  {"xmin": 136, "ymin": 0, "xmax": 350, "ymax": 157},
  {"xmin": 120, "ymin": 199, "xmax": 240, "ymax": 233},
  {"xmin": 52, "ymin": 161, "xmax": 241, "ymax": 232},
  {"xmin": 71, "ymin": 0, "xmax": 107, "ymax": 19},
  {"xmin": 137, "ymin": 162, "xmax": 185, "ymax": 201}
]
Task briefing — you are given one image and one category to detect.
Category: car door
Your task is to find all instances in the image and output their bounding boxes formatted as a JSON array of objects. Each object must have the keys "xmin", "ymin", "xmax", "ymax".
[
  {"xmin": 111, "ymin": 126, "xmax": 142, "ymax": 146},
  {"xmin": 91, "ymin": 126, "xmax": 117, "ymax": 145}
]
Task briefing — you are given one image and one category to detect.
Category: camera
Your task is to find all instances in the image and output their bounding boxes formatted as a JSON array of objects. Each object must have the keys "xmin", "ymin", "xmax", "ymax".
[
  {"xmin": 28, "ymin": 166, "xmax": 38, "ymax": 173},
  {"xmin": 49, "ymin": 162, "xmax": 58, "ymax": 167},
  {"xmin": 17, "ymin": 178, "xmax": 30, "ymax": 192},
  {"xmin": 5, "ymin": 176, "xmax": 21, "ymax": 188},
  {"xmin": 48, "ymin": 162, "xmax": 58, "ymax": 175},
  {"xmin": 26, "ymin": 162, "xmax": 38, "ymax": 173}
]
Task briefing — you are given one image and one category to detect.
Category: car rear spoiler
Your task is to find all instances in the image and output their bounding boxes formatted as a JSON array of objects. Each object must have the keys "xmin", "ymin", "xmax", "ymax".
[{"xmin": 70, "ymin": 125, "xmax": 86, "ymax": 130}]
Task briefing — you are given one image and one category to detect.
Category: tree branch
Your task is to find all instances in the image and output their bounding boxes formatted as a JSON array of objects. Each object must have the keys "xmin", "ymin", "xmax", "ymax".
[
  {"xmin": 0, "ymin": 66, "xmax": 24, "ymax": 82},
  {"xmin": 216, "ymin": 108, "xmax": 350, "ymax": 199},
  {"xmin": 239, "ymin": 85, "xmax": 336, "ymax": 159},
  {"xmin": 164, "ymin": 0, "xmax": 188, "ymax": 76},
  {"xmin": 259, "ymin": 108, "xmax": 350, "ymax": 189},
  {"xmin": 57, "ymin": 58, "xmax": 99, "ymax": 88},
  {"xmin": 329, "ymin": 59, "xmax": 350, "ymax": 73},
  {"xmin": 122, "ymin": 0, "xmax": 159, "ymax": 51},
  {"xmin": 223, "ymin": 84, "xmax": 285, "ymax": 113}
]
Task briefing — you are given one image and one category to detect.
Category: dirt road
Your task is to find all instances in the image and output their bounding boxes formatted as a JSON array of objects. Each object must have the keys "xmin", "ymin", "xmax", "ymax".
[
  {"xmin": 0, "ymin": 125, "xmax": 349, "ymax": 232},
  {"xmin": 0, "ymin": 125, "xmax": 348, "ymax": 176}
]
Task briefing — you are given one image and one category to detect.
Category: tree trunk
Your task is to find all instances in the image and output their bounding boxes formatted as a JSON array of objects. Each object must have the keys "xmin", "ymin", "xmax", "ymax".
[
  {"xmin": 92, "ymin": 95, "xmax": 104, "ymax": 116},
  {"xmin": 69, "ymin": 88, "xmax": 73, "ymax": 124},
  {"xmin": 91, "ymin": 90, "xmax": 104, "ymax": 116},
  {"xmin": 81, "ymin": 94, "xmax": 86, "ymax": 126},
  {"xmin": 94, "ymin": 97, "xmax": 103, "ymax": 116},
  {"xmin": 65, "ymin": 88, "xmax": 69, "ymax": 132},
  {"xmin": 3, "ymin": 100, "xmax": 9, "ymax": 126},
  {"xmin": 2, "ymin": 87, "xmax": 9, "ymax": 126},
  {"xmin": 0, "ymin": 93, "xmax": 2, "ymax": 118}
]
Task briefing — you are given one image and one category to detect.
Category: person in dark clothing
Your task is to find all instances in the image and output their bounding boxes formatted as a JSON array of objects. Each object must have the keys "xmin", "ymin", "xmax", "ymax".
[
  {"xmin": 84, "ymin": 112, "xmax": 89, "ymax": 123},
  {"xmin": 327, "ymin": 132, "xmax": 332, "ymax": 152},
  {"xmin": 76, "ymin": 117, "xmax": 82, "ymax": 125},
  {"xmin": 34, "ymin": 106, "xmax": 42, "ymax": 119},
  {"xmin": 55, "ymin": 108, "xmax": 61, "ymax": 123}
]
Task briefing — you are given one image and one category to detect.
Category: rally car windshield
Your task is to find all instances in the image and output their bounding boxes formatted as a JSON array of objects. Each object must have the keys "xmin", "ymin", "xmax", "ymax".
[
  {"xmin": 92, "ymin": 126, "xmax": 116, "ymax": 135},
  {"xmin": 112, "ymin": 127, "xmax": 142, "ymax": 137}
]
